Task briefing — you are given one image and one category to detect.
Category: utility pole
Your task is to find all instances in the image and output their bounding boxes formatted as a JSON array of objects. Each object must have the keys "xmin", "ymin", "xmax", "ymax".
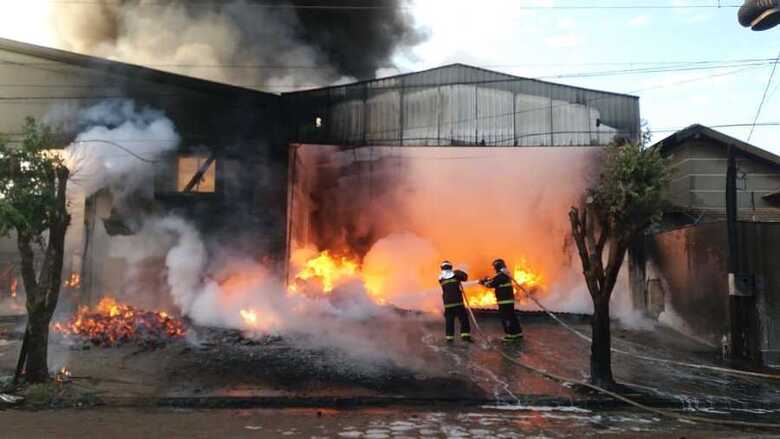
[{"xmin": 726, "ymin": 146, "xmax": 756, "ymax": 361}]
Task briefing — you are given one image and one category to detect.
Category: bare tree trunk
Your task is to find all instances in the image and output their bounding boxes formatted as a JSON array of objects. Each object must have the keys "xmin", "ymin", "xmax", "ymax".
[
  {"xmin": 24, "ymin": 314, "xmax": 51, "ymax": 383},
  {"xmin": 15, "ymin": 167, "xmax": 69, "ymax": 383},
  {"xmin": 570, "ymin": 206, "xmax": 619, "ymax": 388},
  {"xmin": 590, "ymin": 295, "xmax": 613, "ymax": 387}
]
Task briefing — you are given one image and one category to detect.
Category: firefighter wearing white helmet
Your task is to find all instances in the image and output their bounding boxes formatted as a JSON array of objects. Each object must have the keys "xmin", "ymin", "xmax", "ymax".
[
  {"xmin": 479, "ymin": 258, "xmax": 523, "ymax": 341},
  {"xmin": 438, "ymin": 260, "xmax": 472, "ymax": 343}
]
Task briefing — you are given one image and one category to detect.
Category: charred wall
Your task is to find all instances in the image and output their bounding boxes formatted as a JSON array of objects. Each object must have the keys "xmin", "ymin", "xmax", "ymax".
[
  {"xmin": 647, "ymin": 222, "xmax": 730, "ymax": 345},
  {"xmin": 647, "ymin": 221, "xmax": 780, "ymax": 366}
]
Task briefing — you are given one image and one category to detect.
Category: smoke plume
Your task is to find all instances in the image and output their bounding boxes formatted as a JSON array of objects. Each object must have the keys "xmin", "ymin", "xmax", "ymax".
[
  {"xmin": 49, "ymin": 0, "xmax": 424, "ymax": 89},
  {"xmin": 61, "ymin": 100, "xmax": 180, "ymax": 200}
]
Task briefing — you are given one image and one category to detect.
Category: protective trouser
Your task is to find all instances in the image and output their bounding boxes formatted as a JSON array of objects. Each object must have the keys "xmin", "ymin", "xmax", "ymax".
[
  {"xmin": 445, "ymin": 305, "xmax": 471, "ymax": 339},
  {"xmin": 498, "ymin": 302, "xmax": 522, "ymax": 337}
]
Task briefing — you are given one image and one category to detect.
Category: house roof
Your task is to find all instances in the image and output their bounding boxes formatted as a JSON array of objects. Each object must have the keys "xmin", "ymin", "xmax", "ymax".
[
  {"xmin": 0, "ymin": 37, "xmax": 273, "ymax": 99},
  {"xmin": 283, "ymin": 62, "xmax": 641, "ymax": 99},
  {"xmin": 652, "ymin": 124, "xmax": 780, "ymax": 168}
]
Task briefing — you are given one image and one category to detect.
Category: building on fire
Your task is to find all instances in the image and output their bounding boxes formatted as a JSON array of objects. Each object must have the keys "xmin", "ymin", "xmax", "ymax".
[{"xmin": 0, "ymin": 37, "xmax": 643, "ymax": 310}]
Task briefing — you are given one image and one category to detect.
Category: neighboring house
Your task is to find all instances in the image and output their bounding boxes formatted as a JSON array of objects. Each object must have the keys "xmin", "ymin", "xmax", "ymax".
[
  {"xmin": 630, "ymin": 124, "xmax": 780, "ymax": 368},
  {"xmin": 655, "ymin": 124, "xmax": 780, "ymax": 226}
]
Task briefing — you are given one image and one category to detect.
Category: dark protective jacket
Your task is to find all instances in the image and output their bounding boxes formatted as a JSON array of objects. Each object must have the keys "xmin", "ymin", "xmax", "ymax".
[
  {"xmin": 483, "ymin": 272, "xmax": 515, "ymax": 304},
  {"xmin": 439, "ymin": 270, "xmax": 468, "ymax": 308}
]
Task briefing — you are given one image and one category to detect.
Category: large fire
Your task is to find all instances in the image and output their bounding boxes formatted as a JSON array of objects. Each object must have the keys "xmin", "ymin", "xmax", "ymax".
[
  {"xmin": 289, "ymin": 250, "xmax": 544, "ymax": 310},
  {"xmin": 53, "ymin": 297, "xmax": 186, "ymax": 347},
  {"xmin": 293, "ymin": 250, "xmax": 359, "ymax": 293},
  {"xmin": 463, "ymin": 263, "xmax": 543, "ymax": 308}
]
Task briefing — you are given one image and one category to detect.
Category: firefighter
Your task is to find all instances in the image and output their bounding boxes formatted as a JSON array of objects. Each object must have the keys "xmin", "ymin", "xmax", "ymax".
[
  {"xmin": 438, "ymin": 260, "xmax": 472, "ymax": 343},
  {"xmin": 479, "ymin": 258, "xmax": 523, "ymax": 341}
]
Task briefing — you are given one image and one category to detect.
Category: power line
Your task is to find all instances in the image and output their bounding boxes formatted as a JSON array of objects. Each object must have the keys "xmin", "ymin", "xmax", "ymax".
[
  {"xmin": 38, "ymin": 0, "xmax": 743, "ymax": 10},
  {"xmin": 748, "ymin": 49, "xmax": 780, "ymax": 142},
  {"xmin": 4, "ymin": 57, "xmax": 777, "ymax": 70},
  {"xmin": 0, "ymin": 59, "xmax": 775, "ymax": 91}
]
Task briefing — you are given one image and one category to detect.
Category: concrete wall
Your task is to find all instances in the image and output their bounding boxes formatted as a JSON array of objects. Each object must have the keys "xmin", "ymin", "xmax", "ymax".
[
  {"xmin": 737, "ymin": 223, "xmax": 780, "ymax": 367},
  {"xmin": 646, "ymin": 221, "xmax": 780, "ymax": 366},
  {"xmin": 647, "ymin": 222, "xmax": 730, "ymax": 346}
]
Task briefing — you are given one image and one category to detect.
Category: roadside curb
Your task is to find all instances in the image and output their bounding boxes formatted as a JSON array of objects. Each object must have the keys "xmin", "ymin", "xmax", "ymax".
[{"xmin": 56, "ymin": 395, "xmax": 780, "ymax": 412}]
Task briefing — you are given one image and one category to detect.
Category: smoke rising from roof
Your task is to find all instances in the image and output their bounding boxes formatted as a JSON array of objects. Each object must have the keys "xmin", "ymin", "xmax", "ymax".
[{"xmin": 50, "ymin": 0, "xmax": 424, "ymax": 89}]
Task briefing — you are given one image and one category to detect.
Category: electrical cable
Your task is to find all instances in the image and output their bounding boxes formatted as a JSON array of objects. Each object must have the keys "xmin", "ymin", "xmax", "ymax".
[
  {"xmin": 505, "ymin": 276, "xmax": 780, "ymax": 381},
  {"xmin": 748, "ymin": 48, "xmax": 780, "ymax": 142},
  {"xmin": 457, "ymin": 276, "xmax": 780, "ymax": 429},
  {"xmin": 33, "ymin": 0, "xmax": 744, "ymax": 10}
]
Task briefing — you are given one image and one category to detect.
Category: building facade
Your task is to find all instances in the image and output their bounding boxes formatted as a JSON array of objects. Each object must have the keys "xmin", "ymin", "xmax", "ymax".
[{"xmin": 631, "ymin": 125, "xmax": 780, "ymax": 367}]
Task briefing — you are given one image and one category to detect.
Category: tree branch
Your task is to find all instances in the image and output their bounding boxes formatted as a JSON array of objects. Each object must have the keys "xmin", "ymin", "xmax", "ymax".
[
  {"xmin": 569, "ymin": 207, "xmax": 601, "ymax": 299},
  {"xmin": 583, "ymin": 207, "xmax": 605, "ymax": 291}
]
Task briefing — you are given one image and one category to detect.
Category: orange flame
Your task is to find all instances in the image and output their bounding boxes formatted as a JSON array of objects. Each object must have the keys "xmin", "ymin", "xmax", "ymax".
[
  {"xmin": 10, "ymin": 278, "xmax": 17, "ymax": 299},
  {"xmin": 292, "ymin": 250, "xmax": 360, "ymax": 293},
  {"xmin": 55, "ymin": 366, "xmax": 72, "ymax": 383},
  {"xmin": 64, "ymin": 273, "xmax": 80, "ymax": 288},
  {"xmin": 290, "ymin": 250, "xmax": 544, "ymax": 310},
  {"xmin": 53, "ymin": 297, "xmax": 186, "ymax": 346},
  {"xmin": 464, "ymin": 262, "xmax": 544, "ymax": 308}
]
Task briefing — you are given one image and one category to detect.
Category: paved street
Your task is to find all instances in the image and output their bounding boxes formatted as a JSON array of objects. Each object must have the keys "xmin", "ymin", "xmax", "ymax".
[{"xmin": 2, "ymin": 406, "xmax": 778, "ymax": 439}]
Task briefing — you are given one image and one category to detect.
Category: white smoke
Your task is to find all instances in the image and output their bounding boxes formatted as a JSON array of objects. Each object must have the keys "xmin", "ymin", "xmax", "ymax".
[
  {"xmin": 138, "ymin": 214, "xmax": 391, "ymax": 330},
  {"xmin": 60, "ymin": 100, "xmax": 179, "ymax": 200}
]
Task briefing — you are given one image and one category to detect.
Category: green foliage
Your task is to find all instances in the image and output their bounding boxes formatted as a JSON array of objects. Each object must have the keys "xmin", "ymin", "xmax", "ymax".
[
  {"xmin": 0, "ymin": 118, "xmax": 67, "ymax": 239},
  {"xmin": 591, "ymin": 141, "xmax": 670, "ymax": 238}
]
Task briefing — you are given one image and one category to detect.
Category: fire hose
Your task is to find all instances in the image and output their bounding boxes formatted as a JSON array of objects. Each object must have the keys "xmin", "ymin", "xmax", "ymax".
[
  {"xmin": 457, "ymin": 276, "xmax": 780, "ymax": 429},
  {"xmin": 505, "ymin": 277, "xmax": 780, "ymax": 381}
]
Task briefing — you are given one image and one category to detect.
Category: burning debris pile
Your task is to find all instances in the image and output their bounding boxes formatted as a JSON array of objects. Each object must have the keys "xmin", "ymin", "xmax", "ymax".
[{"xmin": 53, "ymin": 297, "xmax": 186, "ymax": 348}]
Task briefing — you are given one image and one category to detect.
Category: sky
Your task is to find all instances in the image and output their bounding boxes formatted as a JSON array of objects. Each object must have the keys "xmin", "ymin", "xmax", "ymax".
[
  {"xmin": 400, "ymin": 0, "xmax": 780, "ymax": 153},
  {"xmin": 0, "ymin": 0, "xmax": 777, "ymax": 153}
]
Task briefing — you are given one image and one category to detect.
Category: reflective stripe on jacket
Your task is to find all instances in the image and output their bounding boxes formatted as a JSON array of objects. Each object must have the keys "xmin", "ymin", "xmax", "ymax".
[
  {"xmin": 440, "ymin": 269, "xmax": 468, "ymax": 307},
  {"xmin": 483, "ymin": 272, "xmax": 515, "ymax": 303}
]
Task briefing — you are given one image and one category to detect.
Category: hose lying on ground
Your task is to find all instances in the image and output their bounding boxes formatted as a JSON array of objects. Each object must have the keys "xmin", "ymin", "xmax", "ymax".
[
  {"xmin": 507, "ymin": 277, "xmax": 780, "ymax": 381},
  {"xmin": 459, "ymin": 292, "xmax": 780, "ymax": 430}
]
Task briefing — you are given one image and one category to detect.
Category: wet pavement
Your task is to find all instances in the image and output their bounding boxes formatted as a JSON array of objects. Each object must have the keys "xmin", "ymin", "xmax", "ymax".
[
  {"xmin": 1, "ymin": 406, "xmax": 778, "ymax": 438},
  {"xmin": 1, "ymin": 311, "xmax": 780, "ymax": 416}
]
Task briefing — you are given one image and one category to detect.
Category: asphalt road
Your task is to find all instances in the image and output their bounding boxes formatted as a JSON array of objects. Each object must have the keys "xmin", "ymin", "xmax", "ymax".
[{"xmin": 1, "ymin": 406, "xmax": 777, "ymax": 438}]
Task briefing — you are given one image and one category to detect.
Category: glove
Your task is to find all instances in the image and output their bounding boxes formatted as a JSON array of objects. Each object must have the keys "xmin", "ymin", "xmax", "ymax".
[{"xmin": 479, "ymin": 277, "xmax": 489, "ymax": 286}]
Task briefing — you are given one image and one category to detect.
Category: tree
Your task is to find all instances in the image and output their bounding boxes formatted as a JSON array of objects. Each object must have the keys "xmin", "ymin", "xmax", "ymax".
[
  {"xmin": 569, "ymin": 140, "xmax": 669, "ymax": 388},
  {"xmin": 0, "ymin": 118, "xmax": 70, "ymax": 383}
]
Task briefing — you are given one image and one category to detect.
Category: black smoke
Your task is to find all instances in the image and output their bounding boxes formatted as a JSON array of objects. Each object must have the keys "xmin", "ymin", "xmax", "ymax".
[
  {"xmin": 280, "ymin": 0, "xmax": 424, "ymax": 79},
  {"xmin": 53, "ymin": 0, "xmax": 424, "ymax": 83}
]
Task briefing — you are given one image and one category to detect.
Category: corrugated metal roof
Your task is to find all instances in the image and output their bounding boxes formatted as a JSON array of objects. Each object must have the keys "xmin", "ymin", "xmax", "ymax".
[
  {"xmin": 283, "ymin": 63, "xmax": 641, "ymax": 147},
  {"xmin": 284, "ymin": 63, "xmax": 639, "ymax": 99},
  {"xmin": 0, "ymin": 37, "xmax": 273, "ymax": 98}
]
